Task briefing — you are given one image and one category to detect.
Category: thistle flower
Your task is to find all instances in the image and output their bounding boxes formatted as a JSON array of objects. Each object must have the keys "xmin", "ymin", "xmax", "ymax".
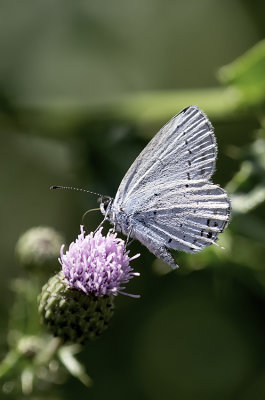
[
  {"xmin": 38, "ymin": 227, "xmax": 140, "ymax": 343},
  {"xmin": 59, "ymin": 226, "xmax": 140, "ymax": 298}
]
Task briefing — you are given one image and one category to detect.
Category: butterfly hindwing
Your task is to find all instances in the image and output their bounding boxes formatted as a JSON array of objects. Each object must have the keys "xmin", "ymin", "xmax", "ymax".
[{"xmin": 124, "ymin": 180, "xmax": 230, "ymax": 262}]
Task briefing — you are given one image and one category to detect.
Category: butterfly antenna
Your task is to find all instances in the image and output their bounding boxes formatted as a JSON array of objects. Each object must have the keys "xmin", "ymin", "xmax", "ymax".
[{"xmin": 50, "ymin": 185, "xmax": 103, "ymax": 198}]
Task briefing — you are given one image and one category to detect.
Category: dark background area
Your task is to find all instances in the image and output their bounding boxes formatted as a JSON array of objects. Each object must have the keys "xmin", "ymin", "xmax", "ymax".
[{"xmin": 1, "ymin": 1, "xmax": 265, "ymax": 399}]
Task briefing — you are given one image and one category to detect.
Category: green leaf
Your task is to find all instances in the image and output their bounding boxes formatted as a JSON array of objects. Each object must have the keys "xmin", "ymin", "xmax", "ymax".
[
  {"xmin": 58, "ymin": 345, "xmax": 93, "ymax": 387},
  {"xmin": 218, "ymin": 39, "xmax": 265, "ymax": 105}
]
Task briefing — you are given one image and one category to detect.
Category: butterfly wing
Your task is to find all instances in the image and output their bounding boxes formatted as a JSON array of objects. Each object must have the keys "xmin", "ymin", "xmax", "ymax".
[
  {"xmin": 109, "ymin": 105, "xmax": 230, "ymax": 268},
  {"xmin": 125, "ymin": 180, "xmax": 230, "ymax": 268},
  {"xmin": 114, "ymin": 105, "xmax": 217, "ymax": 206}
]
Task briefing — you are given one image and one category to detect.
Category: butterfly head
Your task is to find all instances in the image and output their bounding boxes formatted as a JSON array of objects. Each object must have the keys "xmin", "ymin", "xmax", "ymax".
[{"xmin": 98, "ymin": 195, "xmax": 113, "ymax": 217}]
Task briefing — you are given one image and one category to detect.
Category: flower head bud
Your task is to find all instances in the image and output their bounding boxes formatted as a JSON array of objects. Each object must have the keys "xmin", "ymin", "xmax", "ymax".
[
  {"xmin": 16, "ymin": 227, "xmax": 64, "ymax": 274},
  {"xmin": 38, "ymin": 272, "xmax": 114, "ymax": 344}
]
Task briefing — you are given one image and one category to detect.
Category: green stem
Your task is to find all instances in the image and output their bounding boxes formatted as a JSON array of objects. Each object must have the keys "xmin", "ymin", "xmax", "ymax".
[
  {"xmin": 5, "ymin": 87, "xmax": 245, "ymax": 138},
  {"xmin": 0, "ymin": 350, "xmax": 21, "ymax": 378}
]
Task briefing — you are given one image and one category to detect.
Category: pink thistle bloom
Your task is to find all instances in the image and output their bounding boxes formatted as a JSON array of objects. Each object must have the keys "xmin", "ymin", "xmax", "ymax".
[{"xmin": 59, "ymin": 226, "xmax": 140, "ymax": 298}]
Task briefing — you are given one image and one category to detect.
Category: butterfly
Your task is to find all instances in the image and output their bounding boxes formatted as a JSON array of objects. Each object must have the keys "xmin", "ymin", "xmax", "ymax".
[{"xmin": 98, "ymin": 105, "xmax": 231, "ymax": 269}]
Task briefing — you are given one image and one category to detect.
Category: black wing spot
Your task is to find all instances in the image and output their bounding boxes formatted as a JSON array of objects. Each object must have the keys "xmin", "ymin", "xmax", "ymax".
[
  {"xmin": 188, "ymin": 160, "xmax": 191, "ymax": 166},
  {"xmin": 182, "ymin": 106, "xmax": 190, "ymax": 114},
  {"xmin": 188, "ymin": 149, "xmax": 192, "ymax": 155},
  {"xmin": 153, "ymin": 211, "xmax": 157, "ymax": 215},
  {"xmin": 207, "ymin": 219, "xmax": 210, "ymax": 226},
  {"xmin": 154, "ymin": 193, "xmax": 158, "ymax": 197},
  {"xmin": 200, "ymin": 229, "xmax": 204, "ymax": 237},
  {"xmin": 168, "ymin": 238, "xmax": 172, "ymax": 243},
  {"xmin": 207, "ymin": 231, "xmax": 213, "ymax": 239},
  {"xmin": 185, "ymin": 139, "xmax": 188, "ymax": 145},
  {"xmin": 185, "ymin": 184, "xmax": 189, "ymax": 188},
  {"xmin": 187, "ymin": 172, "xmax": 190, "ymax": 180}
]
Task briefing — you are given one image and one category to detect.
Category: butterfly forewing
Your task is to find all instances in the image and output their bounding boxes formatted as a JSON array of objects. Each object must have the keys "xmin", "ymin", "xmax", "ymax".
[{"xmin": 115, "ymin": 106, "xmax": 217, "ymax": 205}]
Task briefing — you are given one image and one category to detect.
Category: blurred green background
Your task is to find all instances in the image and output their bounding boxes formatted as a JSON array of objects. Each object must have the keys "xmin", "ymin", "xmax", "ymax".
[{"xmin": 1, "ymin": 0, "xmax": 265, "ymax": 399}]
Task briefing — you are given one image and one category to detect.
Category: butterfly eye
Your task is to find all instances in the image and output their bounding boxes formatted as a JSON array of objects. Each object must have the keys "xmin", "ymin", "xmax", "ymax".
[
  {"xmin": 98, "ymin": 196, "xmax": 112, "ymax": 215},
  {"xmin": 103, "ymin": 201, "xmax": 109, "ymax": 212}
]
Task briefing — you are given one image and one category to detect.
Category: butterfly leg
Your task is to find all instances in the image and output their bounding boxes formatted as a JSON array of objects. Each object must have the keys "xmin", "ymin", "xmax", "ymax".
[
  {"xmin": 127, "ymin": 238, "xmax": 135, "ymax": 247},
  {"xmin": 108, "ymin": 222, "xmax": 117, "ymax": 234},
  {"xmin": 94, "ymin": 216, "xmax": 108, "ymax": 232},
  {"xmin": 124, "ymin": 225, "xmax": 134, "ymax": 250}
]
